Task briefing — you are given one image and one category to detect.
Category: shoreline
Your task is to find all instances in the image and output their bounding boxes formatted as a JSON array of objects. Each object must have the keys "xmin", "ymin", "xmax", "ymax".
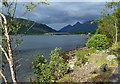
[
  {"xmin": 60, "ymin": 46, "xmax": 88, "ymax": 61},
  {"xmin": 10, "ymin": 33, "xmax": 89, "ymax": 36}
]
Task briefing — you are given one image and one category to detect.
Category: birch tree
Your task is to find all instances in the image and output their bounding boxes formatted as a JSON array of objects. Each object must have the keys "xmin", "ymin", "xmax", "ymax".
[
  {"xmin": 0, "ymin": 0, "xmax": 47, "ymax": 83},
  {"xmin": 0, "ymin": 12, "xmax": 17, "ymax": 83},
  {"xmin": 96, "ymin": 2, "xmax": 119, "ymax": 45},
  {"xmin": 106, "ymin": 2, "xmax": 119, "ymax": 44}
]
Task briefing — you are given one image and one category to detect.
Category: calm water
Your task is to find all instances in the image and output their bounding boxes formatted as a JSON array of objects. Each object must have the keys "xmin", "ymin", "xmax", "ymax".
[{"xmin": 7, "ymin": 35, "xmax": 88, "ymax": 82}]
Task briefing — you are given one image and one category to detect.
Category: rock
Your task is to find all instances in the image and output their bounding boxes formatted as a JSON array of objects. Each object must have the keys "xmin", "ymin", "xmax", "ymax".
[
  {"xmin": 96, "ymin": 50, "xmax": 100, "ymax": 53},
  {"xmin": 106, "ymin": 55, "xmax": 117, "ymax": 61},
  {"xmin": 99, "ymin": 63, "xmax": 108, "ymax": 72},
  {"xmin": 85, "ymin": 62, "xmax": 88, "ymax": 65},
  {"xmin": 106, "ymin": 49, "xmax": 110, "ymax": 53},
  {"xmin": 67, "ymin": 58, "xmax": 77, "ymax": 70},
  {"xmin": 102, "ymin": 50, "xmax": 105, "ymax": 53}
]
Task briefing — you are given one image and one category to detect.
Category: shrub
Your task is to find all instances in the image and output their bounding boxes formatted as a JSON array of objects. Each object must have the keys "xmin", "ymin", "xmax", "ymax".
[
  {"xmin": 86, "ymin": 34, "xmax": 109, "ymax": 50},
  {"xmin": 32, "ymin": 48, "xmax": 69, "ymax": 82}
]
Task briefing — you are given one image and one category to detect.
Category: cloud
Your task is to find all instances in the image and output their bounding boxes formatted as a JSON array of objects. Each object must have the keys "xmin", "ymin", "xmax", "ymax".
[
  {"xmin": 9, "ymin": 2, "xmax": 106, "ymax": 30},
  {"xmin": 9, "ymin": 0, "xmax": 120, "ymax": 2}
]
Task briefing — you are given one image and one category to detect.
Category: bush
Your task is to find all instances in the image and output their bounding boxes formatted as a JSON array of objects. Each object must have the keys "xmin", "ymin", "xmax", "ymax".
[
  {"xmin": 32, "ymin": 48, "xmax": 69, "ymax": 82},
  {"xmin": 86, "ymin": 34, "xmax": 109, "ymax": 50}
]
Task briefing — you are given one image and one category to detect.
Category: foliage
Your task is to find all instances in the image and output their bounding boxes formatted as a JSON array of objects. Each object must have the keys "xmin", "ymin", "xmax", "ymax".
[
  {"xmin": 93, "ymin": 2, "xmax": 120, "ymax": 45},
  {"xmin": 32, "ymin": 48, "xmax": 69, "ymax": 82},
  {"xmin": 86, "ymin": 34, "xmax": 109, "ymax": 50},
  {"xmin": 109, "ymin": 41, "xmax": 120, "ymax": 63},
  {"xmin": 96, "ymin": 15, "xmax": 116, "ymax": 44},
  {"xmin": 105, "ymin": 2, "xmax": 119, "ymax": 9},
  {"xmin": 23, "ymin": 2, "xmax": 48, "ymax": 12}
]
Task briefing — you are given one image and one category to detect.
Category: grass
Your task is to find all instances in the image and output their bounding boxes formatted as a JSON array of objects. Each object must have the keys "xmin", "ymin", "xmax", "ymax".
[
  {"xmin": 109, "ymin": 41, "xmax": 120, "ymax": 63},
  {"xmin": 89, "ymin": 52, "xmax": 118, "ymax": 67},
  {"xmin": 75, "ymin": 48, "xmax": 96, "ymax": 59},
  {"xmin": 57, "ymin": 74, "xmax": 72, "ymax": 82},
  {"xmin": 88, "ymin": 51, "xmax": 118, "ymax": 82},
  {"xmin": 72, "ymin": 48, "xmax": 96, "ymax": 70}
]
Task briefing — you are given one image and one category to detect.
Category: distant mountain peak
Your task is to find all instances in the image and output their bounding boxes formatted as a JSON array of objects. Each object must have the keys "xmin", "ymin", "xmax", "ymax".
[
  {"xmin": 66, "ymin": 24, "xmax": 72, "ymax": 27},
  {"xmin": 73, "ymin": 21, "xmax": 82, "ymax": 27},
  {"xmin": 59, "ymin": 24, "xmax": 73, "ymax": 32},
  {"xmin": 75, "ymin": 22, "xmax": 81, "ymax": 25},
  {"xmin": 59, "ymin": 20, "xmax": 97, "ymax": 33}
]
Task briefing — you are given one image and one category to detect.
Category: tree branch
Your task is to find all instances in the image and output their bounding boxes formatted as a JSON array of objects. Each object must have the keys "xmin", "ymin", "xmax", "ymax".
[
  {"xmin": 0, "ymin": 45, "xmax": 9, "ymax": 61},
  {"xmin": 0, "ymin": 70, "xmax": 8, "ymax": 84}
]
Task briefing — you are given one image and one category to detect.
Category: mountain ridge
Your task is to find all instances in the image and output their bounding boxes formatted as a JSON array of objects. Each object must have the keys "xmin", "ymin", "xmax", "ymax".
[
  {"xmin": 59, "ymin": 21, "xmax": 97, "ymax": 33},
  {"xmin": 5, "ymin": 15, "xmax": 56, "ymax": 35},
  {"xmin": 15, "ymin": 18, "xmax": 57, "ymax": 34}
]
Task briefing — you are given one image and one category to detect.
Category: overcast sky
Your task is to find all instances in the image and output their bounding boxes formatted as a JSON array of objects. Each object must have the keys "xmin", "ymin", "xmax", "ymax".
[
  {"xmin": 10, "ymin": 0, "xmax": 120, "ymax": 2},
  {"xmin": 12, "ymin": 2, "xmax": 108, "ymax": 30}
]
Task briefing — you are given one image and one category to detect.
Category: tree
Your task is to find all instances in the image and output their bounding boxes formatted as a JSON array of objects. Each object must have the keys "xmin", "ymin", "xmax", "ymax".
[
  {"xmin": 96, "ymin": 15, "xmax": 116, "ymax": 44},
  {"xmin": 0, "ymin": 12, "xmax": 16, "ymax": 83},
  {"xmin": 112, "ymin": 8, "xmax": 120, "ymax": 42},
  {"xmin": 96, "ymin": 2, "xmax": 119, "ymax": 45},
  {"xmin": 0, "ymin": 0, "xmax": 47, "ymax": 83}
]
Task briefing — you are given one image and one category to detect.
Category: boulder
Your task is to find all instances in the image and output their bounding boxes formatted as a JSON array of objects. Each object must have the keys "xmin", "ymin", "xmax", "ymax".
[{"xmin": 99, "ymin": 63, "xmax": 108, "ymax": 72}]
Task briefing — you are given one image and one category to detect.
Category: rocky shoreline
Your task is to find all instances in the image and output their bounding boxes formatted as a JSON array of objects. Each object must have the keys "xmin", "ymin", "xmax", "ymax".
[{"xmin": 58, "ymin": 47, "xmax": 119, "ymax": 82}]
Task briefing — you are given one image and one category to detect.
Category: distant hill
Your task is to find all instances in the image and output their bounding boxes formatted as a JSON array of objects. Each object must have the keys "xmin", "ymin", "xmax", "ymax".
[
  {"xmin": 17, "ymin": 18, "xmax": 56, "ymax": 34},
  {"xmin": 6, "ymin": 16, "xmax": 56, "ymax": 35},
  {"xmin": 59, "ymin": 21, "xmax": 97, "ymax": 33}
]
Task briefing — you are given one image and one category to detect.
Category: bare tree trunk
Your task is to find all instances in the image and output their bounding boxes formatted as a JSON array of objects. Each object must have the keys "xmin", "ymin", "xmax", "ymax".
[
  {"xmin": 0, "ymin": 13, "xmax": 17, "ymax": 84},
  {"xmin": 8, "ymin": 59, "xmax": 17, "ymax": 83},
  {"xmin": 115, "ymin": 19, "xmax": 118, "ymax": 44},
  {"xmin": 4, "ymin": 19, "xmax": 17, "ymax": 84}
]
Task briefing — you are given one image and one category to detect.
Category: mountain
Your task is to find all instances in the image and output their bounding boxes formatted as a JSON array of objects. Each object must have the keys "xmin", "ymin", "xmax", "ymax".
[
  {"xmin": 59, "ymin": 21, "xmax": 97, "ymax": 33},
  {"xmin": 6, "ymin": 16, "xmax": 56, "ymax": 35},
  {"xmin": 17, "ymin": 18, "xmax": 56, "ymax": 34},
  {"xmin": 59, "ymin": 25, "xmax": 73, "ymax": 32}
]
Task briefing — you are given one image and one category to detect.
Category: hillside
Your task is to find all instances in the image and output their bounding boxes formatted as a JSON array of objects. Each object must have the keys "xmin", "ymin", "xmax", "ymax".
[
  {"xmin": 59, "ymin": 21, "xmax": 97, "ymax": 33},
  {"xmin": 7, "ymin": 17, "xmax": 56, "ymax": 35}
]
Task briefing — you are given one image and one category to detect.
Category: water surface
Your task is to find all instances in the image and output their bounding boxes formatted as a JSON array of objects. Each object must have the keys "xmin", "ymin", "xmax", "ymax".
[{"xmin": 7, "ymin": 35, "xmax": 88, "ymax": 82}]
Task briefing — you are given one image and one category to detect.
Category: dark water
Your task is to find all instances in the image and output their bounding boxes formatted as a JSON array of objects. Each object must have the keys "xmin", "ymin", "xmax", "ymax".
[{"xmin": 6, "ymin": 35, "xmax": 88, "ymax": 82}]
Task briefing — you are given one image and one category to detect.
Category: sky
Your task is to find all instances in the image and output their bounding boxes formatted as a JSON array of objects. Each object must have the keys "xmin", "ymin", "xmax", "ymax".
[
  {"xmin": 8, "ymin": 0, "xmax": 120, "ymax": 2},
  {"xmin": 12, "ymin": 2, "xmax": 108, "ymax": 30},
  {"xmin": 3, "ymin": 0, "xmax": 120, "ymax": 30}
]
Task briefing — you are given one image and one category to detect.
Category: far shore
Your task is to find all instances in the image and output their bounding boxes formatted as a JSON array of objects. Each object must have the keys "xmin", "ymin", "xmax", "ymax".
[{"xmin": 10, "ymin": 33, "xmax": 90, "ymax": 36}]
